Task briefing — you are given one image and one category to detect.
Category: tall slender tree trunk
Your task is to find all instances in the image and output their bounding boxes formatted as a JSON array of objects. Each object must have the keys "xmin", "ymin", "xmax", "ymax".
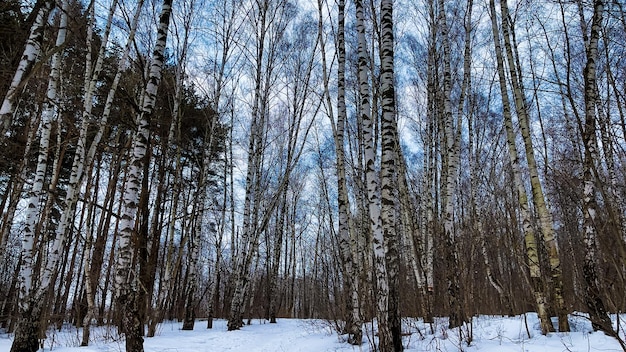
[
  {"xmin": 182, "ymin": 111, "xmax": 216, "ymax": 330},
  {"xmin": 498, "ymin": 0, "xmax": 569, "ymax": 331},
  {"xmin": 78, "ymin": 155, "xmax": 101, "ymax": 342},
  {"xmin": 580, "ymin": 0, "xmax": 616, "ymax": 337},
  {"xmin": 379, "ymin": 0, "xmax": 402, "ymax": 349},
  {"xmin": 113, "ymin": 1, "xmax": 172, "ymax": 350},
  {"xmin": 268, "ymin": 192, "xmax": 287, "ymax": 323},
  {"xmin": 67, "ymin": 13, "xmax": 144, "ymax": 335},
  {"xmin": 324, "ymin": 0, "xmax": 362, "ymax": 343},
  {"xmin": 204, "ymin": 0, "xmax": 237, "ymax": 330},
  {"xmin": 420, "ymin": 31, "xmax": 437, "ymax": 320},
  {"xmin": 227, "ymin": 0, "xmax": 269, "ymax": 330},
  {"xmin": 76, "ymin": 0, "xmax": 128, "ymax": 339},
  {"xmin": 11, "ymin": 2, "xmax": 69, "ymax": 350},
  {"xmin": 468, "ymin": 95, "xmax": 512, "ymax": 316},
  {"xmin": 488, "ymin": 0, "xmax": 554, "ymax": 334},
  {"xmin": 207, "ymin": 217, "xmax": 223, "ymax": 329},
  {"xmin": 355, "ymin": 0, "xmax": 391, "ymax": 349},
  {"xmin": 436, "ymin": 0, "xmax": 468, "ymax": 329},
  {"xmin": 181, "ymin": 199, "xmax": 202, "ymax": 330},
  {"xmin": 228, "ymin": 0, "xmax": 300, "ymax": 331},
  {"xmin": 0, "ymin": 0, "xmax": 52, "ymax": 138}
]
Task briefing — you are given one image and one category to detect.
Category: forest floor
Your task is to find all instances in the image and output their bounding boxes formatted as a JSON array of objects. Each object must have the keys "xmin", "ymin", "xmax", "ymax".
[{"xmin": 0, "ymin": 313, "xmax": 624, "ymax": 351}]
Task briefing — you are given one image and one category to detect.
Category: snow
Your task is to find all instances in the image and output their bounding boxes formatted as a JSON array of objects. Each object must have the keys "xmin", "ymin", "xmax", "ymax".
[{"xmin": 1, "ymin": 313, "xmax": 624, "ymax": 351}]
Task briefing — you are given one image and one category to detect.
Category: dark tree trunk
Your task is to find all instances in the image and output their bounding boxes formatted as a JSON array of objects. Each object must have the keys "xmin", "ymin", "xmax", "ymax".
[
  {"xmin": 10, "ymin": 299, "xmax": 44, "ymax": 352},
  {"xmin": 182, "ymin": 286, "xmax": 196, "ymax": 330},
  {"xmin": 120, "ymin": 291, "xmax": 145, "ymax": 352}
]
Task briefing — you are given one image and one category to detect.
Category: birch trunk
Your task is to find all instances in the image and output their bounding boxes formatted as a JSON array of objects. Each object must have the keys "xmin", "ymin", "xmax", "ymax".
[
  {"xmin": 11, "ymin": 2, "xmax": 69, "ymax": 350},
  {"xmin": 488, "ymin": 0, "xmax": 553, "ymax": 335},
  {"xmin": 597, "ymin": 23, "xmax": 626, "ymax": 250},
  {"xmin": 268, "ymin": 192, "xmax": 288, "ymax": 323},
  {"xmin": 468, "ymin": 96, "xmax": 512, "ymax": 316},
  {"xmin": 379, "ymin": 0, "xmax": 402, "ymax": 349},
  {"xmin": 316, "ymin": 0, "xmax": 362, "ymax": 343},
  {"xmin": 147, "ymin": 62, "xmax": 183, "ymax": 338},
  {"xmin": 170, "ymin": 0, "xmax": 199, "ymax": 332},
  {"xmin": 227, "ymin": 0, "xmax": 268, "ymax": 327},
  {"xmin": 580, "ymin": 0, "xmax": 615, "ymax": 336},
  {"xmin": 114, "ymin": 1, "xmax": 172, "ymax": 350},
  {"xmin": 76, "ymin": 5, "xmax": 111, "ymax": 340},
  {"xmin": 498, "ymin": 0, "xmax": 569, "ymax": 332},
  {"xmin": 400, "ymin": 150, "xmax": 432, "ymax": 322},
  {"xmin": 436, "ymin": 0, "xmax": 468, "ymax": 329},
  {"xmin": 79, "ymin": 159, "xmax": 100, "ymax": 345},
  {"xmin": 0, "ymin": 0, "xmax": 52, "ymax": 138},
  {"xmin": 355, "ymin": 0, "xmax": 390, "ymax": 348},
  {"xmin": 269, "ymin": 10, "xmax": 319, "ymax": 322},
  {"xmin": 181, "ymin": 196, "xmax": 203, "ymax": 331},
  {"xmin": 81, "ymin": 0, "xmax": 144, "ymax": 344},
  {"xmin": 81, "ymin": 144, "xmax": 125, "ymax": 332},
  {"xmin": 419, "ymin": 11, "xmax": 438, "ymax": 318},
  {"xmin": 207, "ymin": 217, "xmax": 223, "ymax": 329}
]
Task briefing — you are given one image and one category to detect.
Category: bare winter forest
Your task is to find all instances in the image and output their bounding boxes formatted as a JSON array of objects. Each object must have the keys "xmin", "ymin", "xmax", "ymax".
[{"xmin": 0, "ymin": 0, "xmax": 625, "ymax": 351}]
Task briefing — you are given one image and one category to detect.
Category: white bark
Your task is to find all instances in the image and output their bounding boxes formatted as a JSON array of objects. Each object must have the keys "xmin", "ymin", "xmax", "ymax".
[
  {"xmin": 18, "ymin": 0, "xmax": 69, "ymax": 310},
  {"xmin": 355, "ymin": 0, "xmax": 390, "ymax": 347},
  {"xmin": 227, "ymin": 0, "xmax": 270, "ymax": 327},
  {"xmin": 0, "ymin": 1, "xmax": 53, "ymax": 138},
  {"xmin": 380, "ymin": 0, "xmax": 402, "ymax": 349},
  {"xmin": 498, "ymin": 0, "xmax": 569, "ymax": 331},
  {"xmin": 10, "ymin": 2, "xmax": 69, "ymax": 351},
  {"xmin": 317, "ymin": 0, "xmax": 362, "ymax": 343},
  {"xmin": 580, "ymin": 0, "xmax": 614, "ymax": 335},
  {"xmin": 114, "ymin": 0, "xmax": 172, "ymax": 293},
  {"xmin": 113, "ymin": 1, "xmax": 172, "ymax": 350},
  {"xmin": 488, "ymin": 0, "xmax": 553, "ymax": 334},
  {"xmin": 437, "ymin": 0, "xmax": 465, "ymax": 329}
]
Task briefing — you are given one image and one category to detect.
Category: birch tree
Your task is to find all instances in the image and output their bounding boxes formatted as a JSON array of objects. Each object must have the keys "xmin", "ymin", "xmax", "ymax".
[
  {"xmin": 0, "ymin": 0, "xmax": 53, "ymax": 139},
  {"xmin": 379, "ymin": 0, "xmax": 402, "ymax": 348},
  {"xmin": 80, "ymin": 2, "xmax": 150, "ymax": 342},
  {"xmin": 317, "ymin": 0, "xmax": 362, "ymax": 344},
  {"xmin": 10, "ymin": 1, "xmax": 69, "ymax": 350},
  {"xmin": 434, "ymin": 0, "xmax": 469, "ymax": 329},
  {"xmin": 497, "ymin": 0, "xmax": 569, "ymax": 331},
  {"xmin": 202, "ymin": 0, "xmax": 244, "ymax": 330},
  {"xmin": 182, "ymin": 107, "xmax": 220, "ymax": 331},
  {"xmin": 488, "ymin": 0, "xmax": 555, "ymax": 334},
  {"xmin": 354, "ymin": 0, "xmax": 393, "ymax": 348},
  {"xmin": 113, "ymin": 0, "xmax": 172, "ymax": 350},
  {"xmin": 579, "ymin": 0, "xmax": 620, "ymax": 340},
  {"xmin": 0, "ymin": 115, "xmax": 38, "ymax": 268},
  {"xmin": 227, "ymin": 0, "xmax": 274, "ymax": 330}
]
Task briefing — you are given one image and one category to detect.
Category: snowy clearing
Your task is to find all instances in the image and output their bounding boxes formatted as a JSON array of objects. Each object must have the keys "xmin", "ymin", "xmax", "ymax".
[{"xmin": 1, "ymin": 313, "xmax": 624, "ymax": 351}]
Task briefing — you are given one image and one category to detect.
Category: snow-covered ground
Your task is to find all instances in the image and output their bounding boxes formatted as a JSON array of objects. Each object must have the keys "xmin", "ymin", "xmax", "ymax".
[{"xmin": 1, "ymin": 313, "xmax": 624, "ymax": 351}]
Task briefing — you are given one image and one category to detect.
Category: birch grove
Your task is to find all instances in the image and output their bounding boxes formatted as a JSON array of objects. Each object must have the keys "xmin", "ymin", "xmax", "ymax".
[{"xmin": 1, "ymin": 0, "xmax": 626, "ymax": 351}]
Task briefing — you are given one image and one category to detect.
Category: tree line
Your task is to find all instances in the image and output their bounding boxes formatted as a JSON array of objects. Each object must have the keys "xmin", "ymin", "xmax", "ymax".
[{"xmin": 0, "ymin": 0, "xmax": 625, "ymax": 351}]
